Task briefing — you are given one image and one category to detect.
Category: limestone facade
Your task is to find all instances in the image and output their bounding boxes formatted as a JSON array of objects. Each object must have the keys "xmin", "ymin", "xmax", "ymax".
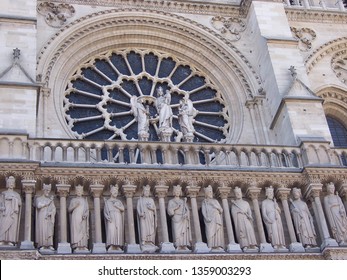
[{"xmin": 0, "ymin": 0, "xmax": 347, "ymax": 259}]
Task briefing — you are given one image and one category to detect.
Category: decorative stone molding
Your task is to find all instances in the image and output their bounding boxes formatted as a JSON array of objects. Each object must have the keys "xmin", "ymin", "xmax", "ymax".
[
  {"xmin": 37, "ymin": 8, "xmax": 261, "ymax": 90},
  {"xmin": 290, "ymin": 27, "xmax": 316, "ymax": 52},
  {"xmin": 37, "ymin": 2, "xmax": 75, "ymax": 28},
  {"xmin": 286, "ymin": 8, "xmax": 347, "ymax": 24},
  {"xmin": 331, "ymin": 50, "xmax": 347, "ymax": 84},
  {"xmin": 305, "ymin": 37, "xmax": 347, "ymax": 74},
  {"xmin": 46, "ymin": 0, "xmax": 240, "ymax": 17},
  {"xmin": 211, "ymin": 16, "xmax": 246, "ymax": 41}
]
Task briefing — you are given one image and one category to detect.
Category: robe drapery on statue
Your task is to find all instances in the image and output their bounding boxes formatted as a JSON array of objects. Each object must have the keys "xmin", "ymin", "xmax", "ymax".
[
  {"xmin": 0, "ymin": 176, "xmax": 21, "ymax": 246},
  {"xmin": 104, "ymin": 185, "xmax": 125, "ymax": 249},
  {"xmin": 261, "ymin": 186, "xmax": 286, "ymax": 249},
  {"xmin": 167, "ymin": 186, "xmax": 192, "ymax": 249},
  {"xmin": 201, "ymin": 186, "xmax": 224, "ymax": 249},
  {"xmin": 137, "ymin": 186, "xmax": 157, "ymax": 246},
  {"xmin": 323, "ymin": 182, "xmax": 347, "ymax": 245},
  {"xmin": 231, "ymin": 188, "xmax": 257, "ymax": 249},
  {"xmin": 290, "ymin": 188, "xmax": 317, "ymax": 247},
  {"xmin": 35, "ymin": 184, "xmax": 56, "ymax": 249},
  {"xmin": 68, "ymin": 185, "xmax": 89, "ymax": 251}
]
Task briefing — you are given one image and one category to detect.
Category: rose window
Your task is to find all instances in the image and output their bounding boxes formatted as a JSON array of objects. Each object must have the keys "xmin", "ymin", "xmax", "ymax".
[{"xmin": 64, "ymin": 49, "xmax": 230, "ymax": 143}]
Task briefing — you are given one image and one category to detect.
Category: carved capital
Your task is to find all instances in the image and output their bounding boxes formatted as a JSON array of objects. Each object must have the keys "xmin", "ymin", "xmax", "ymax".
[
  {"xmin": 304, "ymin": 183, "xmax": 323, "ymax": 200},
  {"xmin": 246, "ymin": 186, "xmax": 261, "ymax": 200},
  {"xmin": 276, "ymin": 187, "xmax": 291, "ymax": 201},
  {"xmin": 90, "ymin": 184, "xmax": 104, "ymax": 198},
  {"xmin": 21, "ymin": 180, "xmax": 36, "ymax": 194},
  {"xmin": 217, "ymin": 186, "xmax": 231, "ymax": 200},
  {"xmin": 186, "ymin": 186, "xmax": 200, "ymax": 198},
  {"xmin": 122, "ymin": 184, "xmax": 137, "ymax": 198},
  {"xmin": 154, "ymin": 185, "xmax": 169, "ymax": 198},
  {"xmin": 56, "ymin": 184, "xmax": 70, "ymax": 197}
]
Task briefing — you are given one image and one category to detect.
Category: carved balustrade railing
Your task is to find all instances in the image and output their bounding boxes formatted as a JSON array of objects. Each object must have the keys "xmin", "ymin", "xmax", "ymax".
[
  {"xmin": 0, "ymin": 133, "xmax": 346, "ymax": 168},
  {"xmin": 283, "ymin": 0, "xmax": 346, "ymax": 11}
]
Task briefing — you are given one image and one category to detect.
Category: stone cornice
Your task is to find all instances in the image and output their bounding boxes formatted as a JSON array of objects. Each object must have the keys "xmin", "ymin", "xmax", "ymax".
[
  {"xmin": 45, "ymin": 0, "xmax": 241, "ymax": 16},
  {"xmin": 286, "ymin": 8, "xmax": 347, "ymax": 24}
]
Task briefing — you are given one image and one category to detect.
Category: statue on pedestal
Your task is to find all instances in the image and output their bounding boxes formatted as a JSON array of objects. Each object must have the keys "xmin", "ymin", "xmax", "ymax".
[
  {"xmin": 0, "ymin": 176, "xmax": 21, "ymax": 246},
  {"xmin": 323, "ymin": 182, "xmax": 347, "ymax": 245},
  {"xmin": 290, "ymin": 188, "xmax": 317, "ymax": 248},
  {"xmin": 155, "ymin": 87, "xmax": 173, "ymax": 141},
  {"xmin": 261, "ymin": 186, "xmax": 287, "ymax": 250},
  {"xmin": 68, "ymin": 185, "xmax": 89, "ymax": 252},
  {"xmin": 104, "ymin": 184, "xmax": 125, "ymax": 252},
  {"xmin": 167, "ymin": 185, "xmax": 192, "ymax": 251},
  {"xmin": 201, "ymin": 185, "xmax": 224, "ymax": 250},
  {"xmin": 35, "ymin": 183, "xmax": 56, "ymax": 251},
  {"xmin": 231, "ymin": 187, "xmax": 258, "ymax": 250},
  {"xmin": 130, "ymin": 96, "xmax": 150, "ymax": 141},
  {"xmin": 137, "ymin": 185, "xmax": 157, "ymax": 251},
  {"xmin": 178, "ymin": 95, "xmax": 197, "ymax": 142}
]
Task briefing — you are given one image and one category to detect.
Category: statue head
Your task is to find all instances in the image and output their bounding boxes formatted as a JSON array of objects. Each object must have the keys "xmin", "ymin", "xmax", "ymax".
[
  {"xmin": 6, "ymin": 176, "xmax": 15, "ymax": 189},
  {"xmin": 234, "ymin": 186, "xmax": 242, "ymax": 199},
  {"xmin": 327, "ymin": 182, "xmax": 335, "ymax": 194},
  {"xmin": 173, "ymin": 185, "xmax": 182, "ymax": 197},
  {"xmin": 143, "ymin": 185, "xmax": 151, "ymax": 197},
  {"xmin": 110, "ymin": 184, "xmax": 119, "ymax": 197},
  {"xmin": 265, "ymin": 186, "xmax": 274, "ymax": 199},
  {"xmin": 43, "ymin": 183, "xmax": 52, "ymax": 196},
  {"xmin": 292, "ymin": 187, "xmax": 301, "ymax": 199},
  {"xmin": 75, "ymin": 184, "xmax": 84, "ymax": 196},
  {"xmin": 204, "ymin": 185, "xmax": 213, "ymax": 198},
  {"xmin": 157, "ymin": 86, "xmax": 164, "ymax": 96}
]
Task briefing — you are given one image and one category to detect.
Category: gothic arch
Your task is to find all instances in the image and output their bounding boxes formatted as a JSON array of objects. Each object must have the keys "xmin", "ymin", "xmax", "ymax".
[
  {"xmin": 305, "ymin": 37, "xmax": 347, "ymax": 74},
  {"xmin": 316, "ymin": 86, "xmax": 347, "ymax": 127},
  {"xmin": 37, "ymin": 8, "xmax": 263, "ymax": 144}
]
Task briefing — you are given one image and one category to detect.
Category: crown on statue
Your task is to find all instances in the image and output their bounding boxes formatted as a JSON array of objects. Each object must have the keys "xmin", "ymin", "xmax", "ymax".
[
  {"xmin": 43, "ymin": 183, "xmax": 52, "ymax": 191},
  {"xmin": 204, "ymin": 185, "xmax": 213, "ymax": 193},
  {"xmin": 110, "ymin": 184, "xmax": 119, "ymax": 191},
  {"xmin": 76, "ymin": 184, "xmax": 84, "ymax": 192}
]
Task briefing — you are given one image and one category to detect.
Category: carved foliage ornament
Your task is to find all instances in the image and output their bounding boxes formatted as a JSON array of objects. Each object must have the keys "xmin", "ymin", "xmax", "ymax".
[
  {"xmin": 332, "ymin": 50, "xmax": 347, "ymax": 84},
  {"xmin": 37, "ymin": 2, "xmax": 75, "ymax": 28},
  {"xmin": 290, "ymin": 27, "xmax": 316, "ymax": 52},
  {"xmin": 211, "ymin": 16, "xmax": 246, "ymax": 41}
]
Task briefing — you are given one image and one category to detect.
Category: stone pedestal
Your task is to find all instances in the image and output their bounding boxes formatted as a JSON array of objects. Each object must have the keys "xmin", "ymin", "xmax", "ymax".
[
  {"xmin": 193, "ymin": 241, "xmax": 210, "ymax": 253},
  {"xmin": 125, "ymin": 244, "xmax": 142, "ymax": 254},
  {"xmin": 160, "ymin": 242, "xmax": 176, "ymax": 253},
  {"xmin": 92, "ymin": 243, "xmax": 107, "ymax": 254},
  {"xmin": 57, "ymin": 242, "xmax": 72, "ymax": 254}
]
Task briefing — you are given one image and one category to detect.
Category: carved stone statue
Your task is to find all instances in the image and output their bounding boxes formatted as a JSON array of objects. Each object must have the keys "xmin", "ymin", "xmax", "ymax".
[
  {"xmin": 289, "ymin": 188, "xmax": 317, "ymax": 248},
  {"xmin": 323, "ymin": 182, "xmax": 347, "ymax": 245},
  {"xmin": 0, "ymin": 176, "xmax": 21, "ymax": 246},
  {"xmin": 130, "ymin": 96, "xmax": 150, "ymax": 141},
  {"xmin": 104, "ymin": 184, "xmax": 125, "ymax": 252},
  {"xmin": 201, "ymin": 185, "xmax": 224, "ymax": 250},
  {"xmin": 178, "ymin": 95, "xmax": 197, "ymax": 141},
  {"xmin": 137, "ymin": 185, "xmax": 157, "ymax": 251},
  {"xmin": 155, "ymin": 87, "xmax": 173, "ymax": 141},
  {"xmin": 167, "ymin": 185, "xmax": 192, "ymax": 251},
  {"xmin": 68, "ymin": 185, "xmax": 89, "ymax": 252},
  {"xmin": 231, "ymin": 187, "xmax": 258, "ymax": 251},
  {"xmin": 261, "ymin": 186, "xmax": 287, "ymax": 249},
  {"xmin": 35, "ymin": 184, "xmax": 56, "ymax": 251}
]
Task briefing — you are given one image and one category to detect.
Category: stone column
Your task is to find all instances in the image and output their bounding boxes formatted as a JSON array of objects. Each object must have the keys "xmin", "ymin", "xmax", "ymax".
[
  {"xmin": 186, "ymin": 185, "xmax": 209, "ymax": 253},
  {"xmin": 276, "ymin": 187, "xmax": 304, "ymax": 252},
  {"xmin": 20, "ymin": 180, "xmax": 36, "ymax": 250},
  {"xmin": 217, "ymin": 186, "xmax": 242, "ymax": 252},
  {"xmin": 246, "ymin": 185, "xmax": 274, "ymax": 252},
  {"xmin": 122, "ymin": 184, "xmax": 141, "ymax": 253},
  {"xmin": 155, "ymin": 185, "xmax": 175, "ymax": 253},
  {"xmin": 305, "ymin": 183, "xmax": 338, "ymax": 249},
  {"xmin": 56, "ymin": 184, "xmax": 72, "ymax": 254},
  {"xmin": 90, "ymin": 184, "xmax": 106, "ymax": 254}
]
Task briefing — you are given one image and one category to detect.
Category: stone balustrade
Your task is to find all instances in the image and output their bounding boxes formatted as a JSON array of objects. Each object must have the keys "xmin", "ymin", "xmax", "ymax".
[
  {"xmin": 1, "ymin": 133, "xmax": 346, "ymax": 168},
  {"xmin": 284, "ymin": 0, "xmax": 346, "ymax": 11}
]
